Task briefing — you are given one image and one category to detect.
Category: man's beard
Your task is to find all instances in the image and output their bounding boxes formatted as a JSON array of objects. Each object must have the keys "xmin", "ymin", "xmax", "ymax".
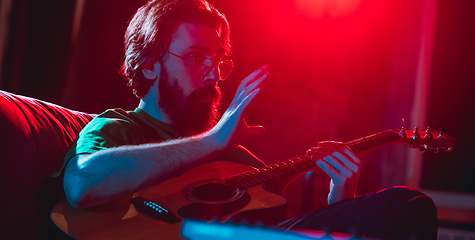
[{"xmin": 158, "ymin": 64, "xmax": 222, "ymax": 136}]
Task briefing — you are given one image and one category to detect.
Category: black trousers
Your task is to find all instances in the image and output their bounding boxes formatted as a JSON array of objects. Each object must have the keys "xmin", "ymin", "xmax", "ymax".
[{"xmin": 277, "ymin": 186, "xmax": 438, "ymax": 239}]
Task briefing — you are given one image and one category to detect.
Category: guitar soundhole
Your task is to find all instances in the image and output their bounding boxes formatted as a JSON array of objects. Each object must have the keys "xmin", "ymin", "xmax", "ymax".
[
  {"xmin": 179, "ymin": 181, "xmax": 249, "ymax": 220},
  {"xmin": 178, "ymin": 188, "xmax": 251, "ymax": 220},
  {"xmin": 183, "ymin": 180, "xmax": 244, "ymax": 204},
  {"xmin": 191, "ymin": 182, "xmax": 239, "ymax": 202}
]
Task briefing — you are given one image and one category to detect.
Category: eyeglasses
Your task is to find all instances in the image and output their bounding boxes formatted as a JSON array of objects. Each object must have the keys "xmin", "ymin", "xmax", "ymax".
[{"xmin": 168, "ymin": 51, "xmax": 234, "ymax": 81}]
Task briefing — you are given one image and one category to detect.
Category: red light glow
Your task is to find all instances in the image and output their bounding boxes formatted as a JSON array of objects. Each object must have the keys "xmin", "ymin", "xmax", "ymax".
[{"xmin": 295, "ymin": 0, "xmax": 361, "ymax": 18}]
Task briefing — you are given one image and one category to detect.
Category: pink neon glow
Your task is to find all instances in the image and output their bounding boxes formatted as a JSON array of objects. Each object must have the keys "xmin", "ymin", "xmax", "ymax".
[{"xmin": 295, "ymin": 0, "xmax": 361, "ymax": 18}]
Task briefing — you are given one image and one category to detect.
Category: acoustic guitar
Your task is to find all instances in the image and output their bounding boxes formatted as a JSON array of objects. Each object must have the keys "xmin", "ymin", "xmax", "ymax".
[{"xmin": 51, "ymin": 128, "xmax": 456, "ymax": 239}]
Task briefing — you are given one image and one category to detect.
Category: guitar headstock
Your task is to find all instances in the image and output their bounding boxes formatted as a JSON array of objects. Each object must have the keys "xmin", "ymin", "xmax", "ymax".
[{"xmin": 390, "ymin": 127, "xmax": 456, "ymax": 153}]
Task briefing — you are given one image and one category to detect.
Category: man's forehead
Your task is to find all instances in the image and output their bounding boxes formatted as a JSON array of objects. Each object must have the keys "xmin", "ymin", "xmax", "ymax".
[{"xmin": 170, "ymin": 22, "xmax": 225, "ymax": 54}]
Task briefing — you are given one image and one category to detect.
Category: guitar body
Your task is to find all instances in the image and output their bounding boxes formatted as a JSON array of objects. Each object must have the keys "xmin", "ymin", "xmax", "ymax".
[{"xmin": 51, "ymin": 161, "xmax": 288, "ymax": 240}]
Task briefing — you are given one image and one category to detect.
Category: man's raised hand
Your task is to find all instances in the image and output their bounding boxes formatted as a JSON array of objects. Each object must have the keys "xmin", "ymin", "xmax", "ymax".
[{"xmin": 207, "ymin": 65, "xmax": 269, "ymax": 151}]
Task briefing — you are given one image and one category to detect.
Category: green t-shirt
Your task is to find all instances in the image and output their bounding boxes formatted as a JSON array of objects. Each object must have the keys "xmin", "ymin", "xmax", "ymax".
[{"xmin": 59, "ymin": 108, "xmax": 265, "ymax": 177}]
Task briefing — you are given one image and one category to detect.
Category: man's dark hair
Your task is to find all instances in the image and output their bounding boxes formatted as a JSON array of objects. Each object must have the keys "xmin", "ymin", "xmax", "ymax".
[{"xmin": 121, "ymin": 0, "xmax": 232, "ymax": 98}]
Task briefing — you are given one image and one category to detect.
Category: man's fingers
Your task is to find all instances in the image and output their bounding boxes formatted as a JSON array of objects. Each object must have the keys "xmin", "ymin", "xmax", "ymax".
[
  {"xmin": 317, "ymin": 141, "xmax": 361, "ymax": 165},
  {"xmin": 312, "ymin": 149, "xmax": 353, "ymax": 178},
  {"xmin": 229, "ymin": 66, "xmax": 268, "ymax": 110},
  {"xmin": 315, "ymin": 159, "xmax": 344, "ymax": 184},
  {"xmin": 238, "ymin": 65, "xmax": 268, "ymax": 91},
  {"xmin": 309, "ymin": 146, "xmax": 358, "ymax": 172},
  {"xmin": 231, "ymin": 68, "xmax": 268, "ymax": 118},
  {"xmin": 234, "ymin": 72, "xmax": 267, "ymax": 103},
  {"xmin": 235, "ymin": 65, "xmax": 268, "ymax": 99},
  {"xmin": 332, "ymin": 151, "xmax": 358, "ymax": 173},
  {"xmin": 324, "ymin": 154, "xmax": 353, "ymax": 177},
  {"xmin": 243, "ymin": 72, "xmax": 268, "ymax": 96},
  {"xmin": 309, "ymin": 142, "xmax": 361, "ymax": 204},
  {"xmin": 307, "ymin": 145, "xmax": 360, "ymax": 181}
]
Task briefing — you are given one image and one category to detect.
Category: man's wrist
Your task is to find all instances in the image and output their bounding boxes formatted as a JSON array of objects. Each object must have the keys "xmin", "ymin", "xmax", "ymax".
[{"xmin": 201, "ymin": 129, "xmax": 227, "ymax": 154}]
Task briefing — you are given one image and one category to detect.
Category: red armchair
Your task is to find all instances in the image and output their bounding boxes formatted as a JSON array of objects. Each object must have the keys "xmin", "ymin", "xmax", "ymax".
[{"xmin": 0, "ymin": 90, "xmax": 94, "ymax": 239}]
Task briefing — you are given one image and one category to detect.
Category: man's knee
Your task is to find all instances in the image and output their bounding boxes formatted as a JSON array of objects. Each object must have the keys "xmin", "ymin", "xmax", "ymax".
[
  {"xmin": 377, "ymin": 186, "xmax": 426, "ymax": 199},
  {"xmin": 378, "ymin": 186, "xmax": 437, "ymax": 216}
]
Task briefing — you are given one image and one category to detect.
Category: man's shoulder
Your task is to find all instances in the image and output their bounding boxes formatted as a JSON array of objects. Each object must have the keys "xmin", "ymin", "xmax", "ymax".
[
  {"xmin": 83, "ymin": 108, "xmax": 179, "ymax": 143},
  {"xmin": 80, "ymin": 108, "xmax": 141, "ymax": 135},
  {"xmin": 88, "ymin": 108, "xmax": 138, "ymax": 125},
  {"xmin": 96, "ymin": 108, "xmax": 133, "ymax": 120}
]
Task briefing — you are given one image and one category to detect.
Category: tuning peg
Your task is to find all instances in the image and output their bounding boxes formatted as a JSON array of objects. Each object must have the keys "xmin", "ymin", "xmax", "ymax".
[
  {"xmin": 429, "ymin": 146, "xmax": 439, "ymax": 154},
  {"xmin": 444, "ymin": 147, "xmax": 454, "ymax": 152},
  {"xmin": 413, "ymin": 127, "xmax": 420, "ymax": 140},
  {"xmin": 419, "ymin": 145, "xmax": 428, "ymax": 153},
  {"xmin": 399, "ymin": 126, "xmax": 407, "ymax": 138},
  {"xmin": 424, "ymin": 126, "xmax": 433, "ymax": 139}
]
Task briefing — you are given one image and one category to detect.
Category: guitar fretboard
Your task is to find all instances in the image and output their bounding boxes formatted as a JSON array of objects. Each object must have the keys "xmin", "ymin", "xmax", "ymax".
[
  {"xmin": 347, "ymin": 130, "xmax": 402, "ymax": 153},
  {"xmin": 225, "ymin": 130, "xmax": 402, "ymax": 189}
]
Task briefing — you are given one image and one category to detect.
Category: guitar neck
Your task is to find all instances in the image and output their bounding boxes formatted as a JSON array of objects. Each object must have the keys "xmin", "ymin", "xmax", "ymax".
[
  {"xmin": 226, "ymin": 130, "xmax": 403, "ymax": 189},
  {"xmin": 345, "ymin": 129, "xmax": 404, "ymax": 154}
]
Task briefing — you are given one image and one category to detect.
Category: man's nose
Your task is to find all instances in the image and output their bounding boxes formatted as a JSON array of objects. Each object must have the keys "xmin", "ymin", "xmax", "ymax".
[{"xmin": 202, "ymin": 65, "xmax": 219, "ymax": 84}]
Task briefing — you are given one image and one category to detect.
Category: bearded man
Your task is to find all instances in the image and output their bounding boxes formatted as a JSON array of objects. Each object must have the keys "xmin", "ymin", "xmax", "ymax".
[{"xmin": 61, "ymin": 0, "xmax": 438, "ymax": 239}]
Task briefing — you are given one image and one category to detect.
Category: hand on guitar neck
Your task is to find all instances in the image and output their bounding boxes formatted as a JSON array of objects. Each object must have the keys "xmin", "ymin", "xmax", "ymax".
[{"xmin": 306, "ymin": 141, "xmax": 362, "ymax": 204}]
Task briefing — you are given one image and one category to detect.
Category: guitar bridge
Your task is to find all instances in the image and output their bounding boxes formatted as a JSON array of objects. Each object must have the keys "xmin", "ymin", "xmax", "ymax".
[{"xmin": 129, "ymin": 197, "xmax": 181, "ymax": 224}]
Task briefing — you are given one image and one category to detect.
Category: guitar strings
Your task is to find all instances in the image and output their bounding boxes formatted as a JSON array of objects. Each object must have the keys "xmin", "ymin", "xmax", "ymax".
[
  {"xmin": 144, "ymin": 152, "xmax": 345, "ymax": 209},
  {"xmin": 142, "ymin": 131, "xmax": 398, "ymax": 208},
  {"xmin": 143, "ymin": 133, "xmax": 378, "ymax": 206},
  {"xmin": 146, "ymin": 155, "xmax": 315, "ymax": 206}
]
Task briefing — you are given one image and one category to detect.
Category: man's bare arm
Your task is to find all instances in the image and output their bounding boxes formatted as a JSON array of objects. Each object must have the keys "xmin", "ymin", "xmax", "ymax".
[{"xmin": 65, "ymin": 134, "xmax": 221, "ymax": 208}]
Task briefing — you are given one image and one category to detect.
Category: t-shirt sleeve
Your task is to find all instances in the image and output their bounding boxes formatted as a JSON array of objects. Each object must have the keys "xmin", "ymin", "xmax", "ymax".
[
  {"xmin": 58, "ymin": 116, "xmax": 144, "ymax": 177},
  {"xmin": 75, "ymin": 118, "xmax": 143, "ymax": 154}
]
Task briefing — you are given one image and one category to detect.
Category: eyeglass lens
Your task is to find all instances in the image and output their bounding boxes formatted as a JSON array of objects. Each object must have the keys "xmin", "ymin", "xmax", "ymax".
[{"xmin": 191, "ymin": 57, "xmax": 233, "ymax": 81}]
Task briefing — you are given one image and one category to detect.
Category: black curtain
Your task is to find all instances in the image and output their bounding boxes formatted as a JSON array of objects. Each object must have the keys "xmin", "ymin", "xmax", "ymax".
[
  {"xmin": 1, "ymin": 0, "xmax": 75, "ymax": 104},
  {"xmin": 421, "ymin": 0, "xmax": 475, "ymax": 193}
]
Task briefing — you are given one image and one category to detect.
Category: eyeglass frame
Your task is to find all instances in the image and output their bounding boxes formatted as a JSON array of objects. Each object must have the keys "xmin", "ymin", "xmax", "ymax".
[{"xmin": 167, "ymin": 51, "xmax": 235, "ymax": 81}]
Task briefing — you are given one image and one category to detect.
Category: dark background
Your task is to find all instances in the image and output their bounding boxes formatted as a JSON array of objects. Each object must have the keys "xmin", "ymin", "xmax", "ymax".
[{"xmin": 1, "ymin": 0, "xmax": 474, "ymax": 214}]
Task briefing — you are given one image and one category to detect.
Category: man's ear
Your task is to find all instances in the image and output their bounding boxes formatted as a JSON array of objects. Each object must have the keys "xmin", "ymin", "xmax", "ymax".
[{"xmin": 142, "ymin": 63, "xmax": 159, "ymax": 80}]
